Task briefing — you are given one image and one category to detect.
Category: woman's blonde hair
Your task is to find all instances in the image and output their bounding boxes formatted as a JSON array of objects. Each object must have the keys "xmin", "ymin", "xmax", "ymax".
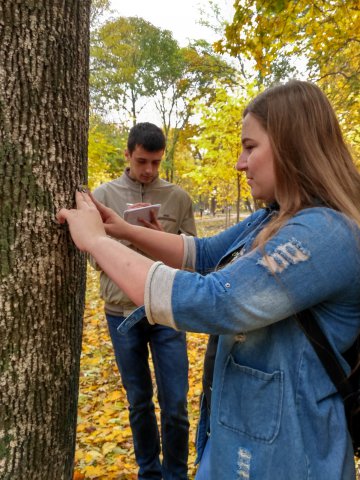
[{"xmin": 244, "ymin": 80, "xmax": 360, "ymax": 246}]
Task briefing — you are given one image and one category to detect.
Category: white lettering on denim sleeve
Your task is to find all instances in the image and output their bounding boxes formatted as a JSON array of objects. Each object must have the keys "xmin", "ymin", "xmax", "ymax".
[
  {"xmin": 257, "ymin": 238, "xmax": 310, "ymax": 274},
  {"xmin": 237, "ymin": 447, "xmax": 251, "ymax": 478}
]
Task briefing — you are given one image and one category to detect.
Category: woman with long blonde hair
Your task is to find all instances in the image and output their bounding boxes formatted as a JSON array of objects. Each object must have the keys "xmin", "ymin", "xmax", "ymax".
[
  {"xmin": 58, "ymin": 80, "xmax": 360, "ymax": 479},
  {"xmin": 245, "ymin": 81, "xmax": 360, "ymax": 248}
]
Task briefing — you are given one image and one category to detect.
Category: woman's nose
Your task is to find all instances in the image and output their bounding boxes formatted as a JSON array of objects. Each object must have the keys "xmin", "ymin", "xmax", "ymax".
[{"xmin": 236, "ymin": 154, "xmax": 247, "ymax": 172}]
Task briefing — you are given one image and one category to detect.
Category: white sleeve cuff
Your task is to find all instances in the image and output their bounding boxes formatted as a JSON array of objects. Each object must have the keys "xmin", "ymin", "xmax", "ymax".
[
  {"xmin": 181, "ymin": 234, "xmax": 196, "ymax": 271},
  {"xmin": 144, "ymin": 262, "xmax": 177, "ymax": 329}
]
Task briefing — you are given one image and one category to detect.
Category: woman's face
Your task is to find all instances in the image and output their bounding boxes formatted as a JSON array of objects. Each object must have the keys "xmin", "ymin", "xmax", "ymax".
[{"xmin": 236, "ymin": 113, "xmax": 276, "ymax": 203}]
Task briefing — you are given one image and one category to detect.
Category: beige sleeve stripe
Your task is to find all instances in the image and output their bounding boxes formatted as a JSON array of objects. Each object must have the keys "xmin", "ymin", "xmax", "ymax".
[
  {"xmin": 144, "ymin": 262, "xmax": 177, "ymax": 329},
  {"xmin": 181, "ymin": 234, "xmax": 196, "ymax": 271}
]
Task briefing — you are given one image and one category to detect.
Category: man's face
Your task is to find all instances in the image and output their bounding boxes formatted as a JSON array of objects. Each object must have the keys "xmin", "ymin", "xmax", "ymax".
[{"xmin": 126, "ymin": 145, "xmax": 164, "ymax": 184}]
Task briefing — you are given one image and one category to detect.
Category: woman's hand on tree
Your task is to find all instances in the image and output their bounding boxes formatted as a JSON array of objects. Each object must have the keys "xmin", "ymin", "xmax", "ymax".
[{"xmin": 56, "ymin": 191, "xmax": 107, "ymax": 253}]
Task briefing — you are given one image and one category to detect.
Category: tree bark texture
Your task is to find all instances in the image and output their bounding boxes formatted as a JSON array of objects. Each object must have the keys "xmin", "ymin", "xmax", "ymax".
[{"xmin": 0, "ymin": 1, "xmax": 90, "ymax": 479}]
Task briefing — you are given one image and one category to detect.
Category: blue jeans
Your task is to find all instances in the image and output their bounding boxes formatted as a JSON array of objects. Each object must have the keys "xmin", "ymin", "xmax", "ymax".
[{"xmin": 106, "ymin": 314, "xmax": 189, "ymax": 480}]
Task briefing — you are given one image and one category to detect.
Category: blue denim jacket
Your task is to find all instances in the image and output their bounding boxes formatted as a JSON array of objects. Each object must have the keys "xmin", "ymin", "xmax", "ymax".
[{"xmin": 121, "ymin": 206, "xmax": 360, "ymax": 479}]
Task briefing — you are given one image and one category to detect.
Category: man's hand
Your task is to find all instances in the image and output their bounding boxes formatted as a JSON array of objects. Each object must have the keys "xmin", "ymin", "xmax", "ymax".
[
  {"xmin": 138, "ymin": 209, "xmax": 164, "ymax": 231},
  {"xmin": 126, "ymin": 202, "xmax": 163, "ymax": 231}
]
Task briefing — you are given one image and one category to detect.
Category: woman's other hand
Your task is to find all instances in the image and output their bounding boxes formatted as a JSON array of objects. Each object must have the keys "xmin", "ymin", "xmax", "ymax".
[{"xmin": 89, "ymin": 192, "xmax": 133, "ymax": 239}]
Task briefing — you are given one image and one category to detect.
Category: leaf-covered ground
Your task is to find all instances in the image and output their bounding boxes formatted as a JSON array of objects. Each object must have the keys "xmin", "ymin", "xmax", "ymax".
[{"xmin": 74, "ymin": 217, "xmax": 227, "ymax": 480}]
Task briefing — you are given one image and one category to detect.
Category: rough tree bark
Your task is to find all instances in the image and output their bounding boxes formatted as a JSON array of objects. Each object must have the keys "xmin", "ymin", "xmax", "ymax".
[{"xmin": 0, "ymin": 1, "xmax": 90, "ymax": 479}]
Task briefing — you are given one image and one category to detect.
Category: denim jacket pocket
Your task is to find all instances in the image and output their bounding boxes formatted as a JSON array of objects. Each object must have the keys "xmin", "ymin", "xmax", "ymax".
[{"xmin": 218, "ymin": 355, "xmax": 284, "ymax": 443}]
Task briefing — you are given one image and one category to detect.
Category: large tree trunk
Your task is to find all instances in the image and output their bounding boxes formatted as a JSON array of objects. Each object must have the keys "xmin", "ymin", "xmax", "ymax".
[{"xmin": 0, "ymin": 1, "xmax": 90, "ymax": 479}]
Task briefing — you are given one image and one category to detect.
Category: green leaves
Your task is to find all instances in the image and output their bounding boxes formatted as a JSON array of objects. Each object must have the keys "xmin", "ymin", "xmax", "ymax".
[
  {"xmin": 87, "ymin": 116, "xmax": 127, "ymax": 189},
  {"xmin": 90, "ymin": 17, "xmax": 180, "ymax": 122}
]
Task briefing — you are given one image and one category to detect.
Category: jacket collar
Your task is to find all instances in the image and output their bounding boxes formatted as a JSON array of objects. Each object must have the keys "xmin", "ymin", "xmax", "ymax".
[
  {"xmin": 267, "ymin": 201, "xmax": 280, "ymax": 212},
  {"xmin": 124, "ymin": 167, "xmax": 161, "ymax": 190}
]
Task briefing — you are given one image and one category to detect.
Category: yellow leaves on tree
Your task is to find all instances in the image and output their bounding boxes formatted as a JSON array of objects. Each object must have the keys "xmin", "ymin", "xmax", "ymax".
[
  {"xmin": 215, "ymin": 0, "xmax": 359, "ymax": 154},
  {"xmin": 189, "ymin": 85, "xmax": 253, "ymax": 216},
  {"xmin": 87, "ymin": 116, "xmax": 127, "ymax": 190}
]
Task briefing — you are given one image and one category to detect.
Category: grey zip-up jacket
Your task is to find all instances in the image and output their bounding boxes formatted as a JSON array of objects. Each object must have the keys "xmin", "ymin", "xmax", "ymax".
[{"xmin": 90, "ymin": 168, "xmax": 196, "ymax": 316}]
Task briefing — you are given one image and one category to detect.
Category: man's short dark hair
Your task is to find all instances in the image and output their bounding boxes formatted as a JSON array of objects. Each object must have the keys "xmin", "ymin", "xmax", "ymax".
[{"xmin": 127, "ymin": 122, "xmax": 166, "ymax": 154}]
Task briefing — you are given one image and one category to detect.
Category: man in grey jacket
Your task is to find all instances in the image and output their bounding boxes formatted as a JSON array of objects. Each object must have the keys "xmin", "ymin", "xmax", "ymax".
[{"xmin": 91, "ymin": 122, "xmax": 196, "ymax": 480}]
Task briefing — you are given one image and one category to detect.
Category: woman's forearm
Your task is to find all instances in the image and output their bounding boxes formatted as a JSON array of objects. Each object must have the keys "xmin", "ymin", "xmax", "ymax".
[
  {"xmin": 122, "ymin": 224, "xmax": 185, "ymax": 268},
  {"xmin": 89, "ymin": 236, "xmax": 155, "ymax": 305},
  {"xmin": 56, "ymin": 193, "xmax": 181, "ymax": 291},
  {"xmin": 92, "ymin": 194, "xmax": 185, "ymax": 268}
]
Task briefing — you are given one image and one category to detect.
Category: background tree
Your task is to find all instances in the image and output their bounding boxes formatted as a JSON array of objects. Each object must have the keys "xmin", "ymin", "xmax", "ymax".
[
  {"xmin": 90, "ymin": 15, "xmax": 239, "ymax": 182},
  {"xmin": 0, "ymin": 1, "xmax": 90, "ymax": 478},
  {"xmin": 90, "ymin": 0, "xmax": 111, "ymax": 30},
  {"xmin": 159, "ymin": 125, "xmax": 198, "ymax": 195},
  {"xmin": 90, "ymin": 16, "xmax": 180, "ymax": 124},
  {"xmin": 88, "ymin": 116, "xmax": 127, "ymax": 189},
  {"xmin": 189, "ymin": 85, "xmax": 252, "ymax": 219},
  {"xmin": 154, "ymin": 39, "xmax": 238, "ymax": 182}
]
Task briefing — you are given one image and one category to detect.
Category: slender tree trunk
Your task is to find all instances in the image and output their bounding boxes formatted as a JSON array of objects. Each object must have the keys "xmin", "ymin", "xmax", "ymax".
[{"xmin": 0, "ymin": 1, "xmax": 90, "ymax": 479}]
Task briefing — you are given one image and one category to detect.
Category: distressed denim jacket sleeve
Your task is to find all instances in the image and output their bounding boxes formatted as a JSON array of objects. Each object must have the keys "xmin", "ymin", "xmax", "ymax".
[{"xmin": 145, "ymin": 207, "xmax": 360, "ymax": 338}]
